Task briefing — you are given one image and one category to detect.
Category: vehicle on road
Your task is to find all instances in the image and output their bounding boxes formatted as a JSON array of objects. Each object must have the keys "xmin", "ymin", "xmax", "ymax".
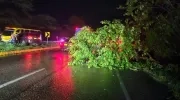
[
  {"xmin": 58, "ymin": 37, "xmax": 69, "ymax": 51},
  {"xmin": 75, "ymin": 27, "xmax": 82, "ymax": 36},
  {"xmin": 1, "ymin": 27, "xmax": 42, "ymax": 45}
]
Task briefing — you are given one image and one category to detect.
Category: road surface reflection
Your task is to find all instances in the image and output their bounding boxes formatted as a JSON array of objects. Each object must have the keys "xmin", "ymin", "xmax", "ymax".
[
  {"xmin": 23, "ymin": 52, "xmax": 41, "ymax": 72},
  {"xmin": 51, "ymin": 52, "xmax": 74, "ymax": 100}
]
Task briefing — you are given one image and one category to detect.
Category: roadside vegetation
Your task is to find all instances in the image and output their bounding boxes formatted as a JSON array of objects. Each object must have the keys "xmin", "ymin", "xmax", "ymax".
[
  {"xmin": 69, "ymin": 0, "xmax": 180, "ymax": 99},
  {"xmin": 0, "ymin": 42, "xmax": 54, "ymax": 52}
]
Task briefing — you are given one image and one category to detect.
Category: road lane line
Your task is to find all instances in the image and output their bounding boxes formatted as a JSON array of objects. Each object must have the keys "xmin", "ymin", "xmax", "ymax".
[
  {"xmin": 116, "ymin": 70, "xmax": 131, "ymax": 100},
  {"xmin": 0, "ymin": 68, "xmax": 45, "ymax": 89}
]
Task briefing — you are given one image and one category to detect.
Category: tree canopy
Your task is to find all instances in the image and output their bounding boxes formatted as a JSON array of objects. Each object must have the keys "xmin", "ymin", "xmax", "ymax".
[
  {"xmin": 0, "ymin": 0, "xmax": 58, "ymax": 30},
  {"xmin": 68, "ymin": 0, "xmax": 180, "ymax": 99},
  {"xmin": 120, "ymin": 0, "xmax": 180, "ymax": 60},
  {"xmin": 0, "ymin": 0, "xmax": 33, "ymax": 27},
  {"xmin": 68, "ymin": 16, "xmax": 85, "ymax": 27},
  {"xmin": 30, "ymin": 14, "xmax": 58, "ymax": 30}
]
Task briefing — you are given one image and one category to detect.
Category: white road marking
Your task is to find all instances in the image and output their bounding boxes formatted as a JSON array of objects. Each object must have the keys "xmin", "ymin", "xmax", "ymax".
[
  {"xmin": 116, "ymin": 69, "xmax": 131, "ymax": 100},
  {"xmin": 0, "ymin": 68, "xmax": 45, "ymax": 89}
]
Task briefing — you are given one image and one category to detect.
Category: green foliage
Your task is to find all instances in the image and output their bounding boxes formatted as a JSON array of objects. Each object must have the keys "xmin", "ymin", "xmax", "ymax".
[
  {"xmin": 0, "ymin": 42, "xmax": 52, "ymax": 52},
  {"xmin": 69, "ymin": 20, "xmax": 140, "ymax": 70},
  {"xmin": 119, "ymin": 0, "xmax": 180, "ymax": 99},
  {"xmin": 0, "ymin": 42, "xmax": 15, "ymax": 51},
  {"xmin": 69, "ymin": 0, "xmax": 180, "ymax": 99},
  {"xmin": 120, "ymin": 0, "xmax": 180, "ymax": 59}
]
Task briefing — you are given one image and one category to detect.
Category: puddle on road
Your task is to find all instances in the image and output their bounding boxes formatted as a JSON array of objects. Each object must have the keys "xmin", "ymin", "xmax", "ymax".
[
  {"xmin": 49, "ymin": 52, "xmax": 125, "ymax": 100},
  {"xmin": 51, "ymin": 52, "xmax": 74, "ymax": 100}
]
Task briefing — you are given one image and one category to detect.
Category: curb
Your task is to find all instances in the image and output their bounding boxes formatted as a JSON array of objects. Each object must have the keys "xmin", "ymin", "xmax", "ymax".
[{"xmin": 0, "ymin": 46, "xmax": 60, "ymax": 57}]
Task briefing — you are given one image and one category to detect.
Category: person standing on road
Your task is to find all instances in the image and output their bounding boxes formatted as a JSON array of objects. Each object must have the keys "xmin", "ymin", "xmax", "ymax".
[
  {"xmin": 16, "ymin": 32, "xmax": 22, "ymax": 44},
  {"xmin": 10, "ymin": 33, "xmax": 17, "ymax": 44}
]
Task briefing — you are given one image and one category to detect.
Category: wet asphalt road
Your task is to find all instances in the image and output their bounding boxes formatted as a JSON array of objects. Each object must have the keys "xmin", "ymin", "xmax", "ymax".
[{"xmin": 0, "ymin": 50, "xmax": 172, "ymax": 100}]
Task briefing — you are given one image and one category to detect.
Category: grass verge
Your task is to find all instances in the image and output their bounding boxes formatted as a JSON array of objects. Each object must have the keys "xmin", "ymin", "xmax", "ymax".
[
  {"xmin": 0, "ymin": 42, "xmax": 59, "ymax": 56},
  {"xmin": 0, "ymin": 42, "xmax": 57, "ymax": 52}
]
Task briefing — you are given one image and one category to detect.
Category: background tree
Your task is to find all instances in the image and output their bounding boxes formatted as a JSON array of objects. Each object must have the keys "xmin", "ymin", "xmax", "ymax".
[
  {"xmin": 120, "ymin": 0, "xmax": 180, "ymax": 61},
  {"xmin": 68, "ymin": 16, "xmax": 85, "ymax": 27},
  {"xmin": 120, "ymin": 0, "xmax": 180, "ymax": 98},
  {"xmin": 30, "ymin": 14, "xmax": 58, "ymax": 30},
  {"xmin": 0, "ymin": 0, "xmax": 33, "ymax": 28},
  {"xmin": 59, "ymin": 25, "xmax": 74, "ymax": 37}
]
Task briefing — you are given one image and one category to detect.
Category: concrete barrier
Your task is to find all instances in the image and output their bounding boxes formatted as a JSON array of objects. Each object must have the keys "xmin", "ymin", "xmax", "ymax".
[{"xmin": 0, "ymin": 46, "xmax": 60, "ymax": 57}]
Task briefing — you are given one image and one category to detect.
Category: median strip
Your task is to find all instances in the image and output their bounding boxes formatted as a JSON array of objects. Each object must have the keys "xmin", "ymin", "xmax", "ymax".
[
  {"xmin": 0, "ymin": 68, "xmax": 45, "ymax": 89},
  {"xmin": 0, "ymin": 46, "xmax": 60, "ymax": 57}
]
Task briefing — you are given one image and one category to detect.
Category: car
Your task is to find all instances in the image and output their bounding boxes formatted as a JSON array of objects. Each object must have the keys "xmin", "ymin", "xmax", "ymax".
[
  {"xmin": 20, "ymin": 30, "xmax": 42, "ymax": 45},
  {"xmin": 1, "ymin": 27, "xmax": 42, "ymax": 45},
  {"xmin": 58, "ymin": 37, "xmax": 69, "ymax": 51}
]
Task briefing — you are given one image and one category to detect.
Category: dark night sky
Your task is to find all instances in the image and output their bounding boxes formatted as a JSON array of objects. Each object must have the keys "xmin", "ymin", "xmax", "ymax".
[{"xmin": 33, "ymin": 0, "xmax": 126, "ymax": 28}]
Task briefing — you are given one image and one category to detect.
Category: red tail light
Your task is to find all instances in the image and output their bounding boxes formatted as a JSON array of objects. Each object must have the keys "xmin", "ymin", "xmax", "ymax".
[
  {"xmin": 60, "ymin": 42, "xmax": 64, "ymax": 45},
  {"xmin": 59, "ymin": 42, "xmax": 65, "ymax": 47},
  {"xmin": 28, "ymin": 36, "xmax": 32, "ymax": 39}
]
